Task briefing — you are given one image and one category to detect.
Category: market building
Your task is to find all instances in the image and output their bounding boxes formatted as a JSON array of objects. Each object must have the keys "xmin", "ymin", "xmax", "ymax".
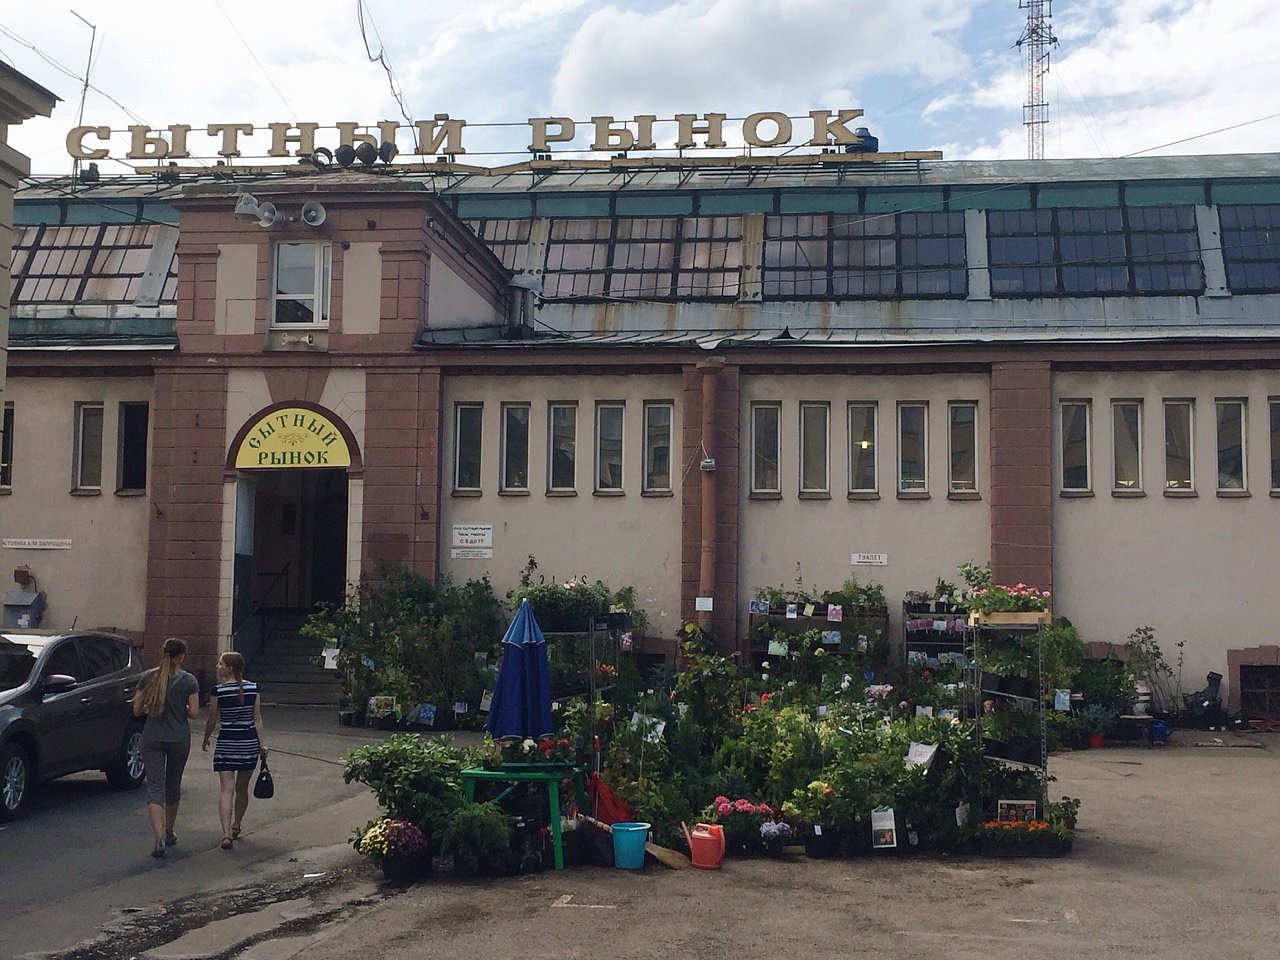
[{"xmin": 5, "ymin": 141, "xmax": 1280, "ymax": 709}]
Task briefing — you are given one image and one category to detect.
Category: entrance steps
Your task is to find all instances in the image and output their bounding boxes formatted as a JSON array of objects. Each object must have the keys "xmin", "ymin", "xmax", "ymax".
[{"xmin": 245, "ymin": 613, "xmax": 344, "ymax": 707}]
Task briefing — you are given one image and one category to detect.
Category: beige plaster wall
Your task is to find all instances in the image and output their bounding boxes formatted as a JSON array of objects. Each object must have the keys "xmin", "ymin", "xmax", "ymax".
[
  {"xmin": 341, "ymin": 242, "xmax": 381, "ymax": 335},
  {"xmin": 738, "ymin": 373, "xmax": 992, "ymax": 642},
  {"xmin": 214, "ymin": 243, "xmax": 258, "ymax": 335},
  {"xmin": 1053, "ymin": 370, "xmax": 1280, "ymax": 704},
  {"xmin": 439, "ymin": 374, "xmax": 685, "ymax": 638},
  {"xmin": 0, "ymin": 376, "xmax": 153, "ymax": 632},
  {"xmin": 428, "ymin": 260, "xmax": 506, "ymax": 329}
]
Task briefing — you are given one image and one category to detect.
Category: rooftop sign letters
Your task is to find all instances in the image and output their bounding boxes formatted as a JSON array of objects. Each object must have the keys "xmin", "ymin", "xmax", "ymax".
[
  {"xmin": 234, "ymin": 408, "xmax": 352, "ymax": 469},
  {"xmin": 65, "ymin": 110, "xmax": 867, "ymax": 162}
]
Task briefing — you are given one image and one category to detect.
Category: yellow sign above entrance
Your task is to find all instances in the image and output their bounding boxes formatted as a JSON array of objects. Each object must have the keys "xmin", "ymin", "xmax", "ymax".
[{"xmin": 234, "ymin": 407, "xmax": 352, "ymax": 469}]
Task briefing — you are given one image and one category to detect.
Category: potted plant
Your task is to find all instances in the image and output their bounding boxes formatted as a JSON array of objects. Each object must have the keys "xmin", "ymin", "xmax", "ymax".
[
  {"xmin": 782, "ymin": 779, "xmax": 840, "ymax": 858},
  {"xmin": 1044, "ymin": 795, "xmax": 1081, "ymax": 831},
  {"xmin": 977, "ymin": 818, "xmax": 1073, "ymax": 858},
  {"xmin": 342, "ymin": 733, "xmax": 467, "ymax": 839},
  {"xmin": 1077, "ymin": 704, "xmax": 1117, "ymax": 749},
  {"xmin": 440, "ymin": 801, "xmax": 516, "ymax": 876},
  {"xmin": 353, "ymin": 818, "xmax": 432, "ymax": 883},
  {"xmin": 703, "ymin": 795, "xmax": 775, "ymax": 855},
  {"xmin": 759, "ymin": 819, "xmax": 793, "ymax": 857},
  {"xmin": 960, "ymin": 563, "xmax": 1050, "ymax": 626}
]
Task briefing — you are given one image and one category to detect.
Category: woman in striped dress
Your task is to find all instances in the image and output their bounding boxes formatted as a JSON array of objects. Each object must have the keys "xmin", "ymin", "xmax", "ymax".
[{"xmin": 202, "ymin": 652, "xmax": 267, "ymax": 850}]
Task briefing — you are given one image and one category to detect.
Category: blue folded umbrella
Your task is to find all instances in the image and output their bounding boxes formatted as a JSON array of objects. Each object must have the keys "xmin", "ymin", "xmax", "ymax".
[{"xmin": 486, "ymin": 599, "xmax": 553, "ymax": 740}]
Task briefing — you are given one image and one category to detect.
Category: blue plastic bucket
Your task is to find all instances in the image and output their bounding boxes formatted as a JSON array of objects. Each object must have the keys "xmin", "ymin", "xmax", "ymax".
[
  {"xmin": 1151, "ymin": 719, "xmax": 1170, "ymax": 743},
  {"xmin": 611, "ymin": 822, "xmax": 650, "ymax": 869}
]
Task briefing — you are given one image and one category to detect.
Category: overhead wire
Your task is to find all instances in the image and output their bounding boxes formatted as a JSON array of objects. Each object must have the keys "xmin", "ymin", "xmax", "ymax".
[
  {"xmin": 210, "ymin": 0, "xmax": 296, "ymax": 116},
  {"xmin": 356, "ymin": 0, "xmax": 419, "ymax": 152}
]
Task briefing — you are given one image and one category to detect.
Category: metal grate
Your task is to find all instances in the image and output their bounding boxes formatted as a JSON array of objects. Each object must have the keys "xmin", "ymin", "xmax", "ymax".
[{"xmin": 1240, "ymin": 665, "xmax": 1280, "ymax": 718}]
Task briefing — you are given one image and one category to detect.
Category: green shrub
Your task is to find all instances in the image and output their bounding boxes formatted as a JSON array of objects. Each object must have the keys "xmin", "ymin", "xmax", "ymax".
[
  {"xmin": 440, "ymin": 802, "xmax": 515, "ymax": 876},
  {"xmin": 342, "ymin": 734, "xmax": 466, "ymax": 835}
]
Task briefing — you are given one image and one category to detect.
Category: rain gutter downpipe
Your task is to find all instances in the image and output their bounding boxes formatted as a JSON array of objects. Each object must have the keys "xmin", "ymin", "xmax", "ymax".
[{"xmin": 697, "ymin": 360, "xmax": 722, "ymax": 635}]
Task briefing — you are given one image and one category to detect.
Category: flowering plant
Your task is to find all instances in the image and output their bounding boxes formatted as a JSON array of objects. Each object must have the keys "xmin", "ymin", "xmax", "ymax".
[
  {"xmin": 354, "ymin": 818, "xmax": 430, "ymax": 862},
  {"xmin": 501, "ymin": 735, "xmax": 579, "ymax": 764},
  {"xmin": 978, "ymin": 818, "xmax": 1071, "ymax": 844},
  {"xmin": 781, "ymin": 779, "xmax": 836, "ymax": 828},
  {"xmin": 967, "ymin": 583, "xmax": 1050, "ymax": 615},
  {"xmin": 703, "ymin": 795, "xmax": 776, "ymax": 853},
  {"xmin": 759, "ymin": 819, "xmax": 793, "ymax": 855}
]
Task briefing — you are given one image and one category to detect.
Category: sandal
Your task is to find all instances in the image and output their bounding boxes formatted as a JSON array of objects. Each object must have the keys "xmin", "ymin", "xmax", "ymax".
[
  {"xmin": 230, "ymin": 825, "xmax": 241, "ymax": 840},
  {"xmin": 151, "ymin": 842, "xmax": 166, "ymax": 859},
  {"xmin": 220, "ymin": 837, "xmax": 234, "ymax": 850},
  {"xmin": 165, "ymin": 833, "xmax": 178, "ymax": 846}
]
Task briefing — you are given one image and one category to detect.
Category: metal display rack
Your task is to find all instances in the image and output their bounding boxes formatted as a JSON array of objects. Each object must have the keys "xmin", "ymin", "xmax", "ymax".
[{"xmin": 971, "ymin": 619, "xmax": 1048, "ymax": 781}]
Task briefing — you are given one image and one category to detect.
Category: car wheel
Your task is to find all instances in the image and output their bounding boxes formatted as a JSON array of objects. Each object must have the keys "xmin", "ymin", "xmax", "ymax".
[
  {"xmin": 0, "ymin": 742, "xmax": 33, "ymax": 821},
  {"xmin": 106, "ymin": 721, "xmax": 146, "ymax": 790}
]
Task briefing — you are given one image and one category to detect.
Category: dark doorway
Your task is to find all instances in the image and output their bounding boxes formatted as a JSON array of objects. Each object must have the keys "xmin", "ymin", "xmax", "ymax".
[{"xmin": 244, "ymin": 468, "xmax": 349, "ymax": 615}]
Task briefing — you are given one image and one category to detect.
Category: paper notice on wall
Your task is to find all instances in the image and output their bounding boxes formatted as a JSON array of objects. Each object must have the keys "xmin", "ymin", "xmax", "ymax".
[{"xmin": 695, "ymin": 596, "xmax": 714, "ymax": 612}]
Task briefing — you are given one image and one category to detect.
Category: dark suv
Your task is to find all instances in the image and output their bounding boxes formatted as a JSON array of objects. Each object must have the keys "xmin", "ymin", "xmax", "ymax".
[{"xmin": 0, "ymin": 631, "xmax": 147, "ymax": 820}]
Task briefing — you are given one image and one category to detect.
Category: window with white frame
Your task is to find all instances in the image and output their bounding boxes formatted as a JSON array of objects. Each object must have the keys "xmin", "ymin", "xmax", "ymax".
[
  {"xmin": 548, "ymin": 403, "xmax": 576, "ymax": 492},
  {"xmin": 1112, "ymin": 400, "xmax": 1142, "ymax": 491},
  {"xmin": 1216, "ymin": 399, "xmax": 1246, "ymax": 491},
  {"xmin": 501, "ymin": 404, "xmax": 530, "ymax": 491},
  {"xmin": 897, "ymin": 402, "xmax": 928, "ymax": 493},
  {"xmin": 1163, "ymin": 400, "xmax": 1193, "ymax": 491},
  {"xmin": 454, "ymin": 403, "xmax": 483, "ymax": 491},
  {"xmin": 643, "ymin": 402, "xmax": 673, "ymax": 492},
  {"xmin": 595, "ymin": 403, "xmax": 625, "ymax": 492},
  {"xmin": 847, "ymin": 402, "xmax": 877, "ymax": 493},
  {"xmin": 948, "ymin": 402, "xmax": 977, "ymax": 492},
  {"xmin": 799, "ymin": 402, "xmax": 829, "ymax": 494},
  {"xmin": 73, "ymin": 402, "xmax": 104, "ymax": 491},
  {"xmin": 1060, "ymin": 401, "xmax": 1091, "ymax": 491},
  {"xmin": 750, "ymin": 403, "xmax": 781, "ymax": 494},
  {"xmin": 117, "ymin": 402, "xmax": 149, "ymax": 493},
  {"xmin": 1270, "ymin": 400, "xmax": 1280, "ymax": 491},
  {"xmin": 272, "ymin": 242, "xmax": 331, "ymax": 325},
  {"xmin": 1, "ymin": 403, "xmax": 13, "ymax": 489}
]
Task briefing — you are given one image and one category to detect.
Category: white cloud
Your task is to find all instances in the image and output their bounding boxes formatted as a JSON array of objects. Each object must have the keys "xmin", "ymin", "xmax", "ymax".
[{"xmin": 549, "ymin": 0, "xmax": 978, "ymax": 123}]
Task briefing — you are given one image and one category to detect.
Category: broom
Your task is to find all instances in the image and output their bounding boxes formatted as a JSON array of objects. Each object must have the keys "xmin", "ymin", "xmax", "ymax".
[{"xmin": 578, "ymin": 815, "xmax": 690, "ymax": 869}]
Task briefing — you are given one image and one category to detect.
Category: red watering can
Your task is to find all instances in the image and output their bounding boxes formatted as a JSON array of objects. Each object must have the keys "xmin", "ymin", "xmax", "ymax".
[{"xmin": 681, "ymin": 821, "xmax": 725, "ymax": 870}]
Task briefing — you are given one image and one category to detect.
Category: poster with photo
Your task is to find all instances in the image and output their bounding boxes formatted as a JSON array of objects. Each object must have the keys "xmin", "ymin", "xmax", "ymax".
[
  {"xmin": 785, "ymin": 603, "xmax": 798, "ymax": 619},
  {"xmin": 749, "ymin": 599, "xmax": 768, "ymax": 615},
  {"xmin": 822, "ymin": 630, "xmax": 842, "ymax": 646},
  {"xmin": 998, "ymin": 799, "xmax": 1038, "ymax": 824},
  {"xmin": 871, "ymin": 807, "xmax": 897, "ymax": 848},
  {"xmin": 827, "ymin": 604, "xmax": 843, "ymax": 622}
]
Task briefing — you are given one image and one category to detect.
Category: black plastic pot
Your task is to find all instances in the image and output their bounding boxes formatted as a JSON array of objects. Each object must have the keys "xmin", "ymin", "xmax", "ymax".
[{"xmin": 803, "ymin": 828, "xmax": 840, "ymax": 859}]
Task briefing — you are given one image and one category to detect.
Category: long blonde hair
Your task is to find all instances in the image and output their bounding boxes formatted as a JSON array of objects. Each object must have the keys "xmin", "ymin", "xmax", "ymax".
[
  {"xmin": 219, "ymin": 651, "xmax": 246, "ymax": 704},
  {"xmin": 140, "ymin": 637, "xmax": 187, "ymax": 717}
]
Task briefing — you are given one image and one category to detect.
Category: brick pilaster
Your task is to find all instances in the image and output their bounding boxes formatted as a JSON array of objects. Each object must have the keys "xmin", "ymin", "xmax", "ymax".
[{"xmin": 989, "ymin": 360, "xmax": 1053, "ymax": 593}]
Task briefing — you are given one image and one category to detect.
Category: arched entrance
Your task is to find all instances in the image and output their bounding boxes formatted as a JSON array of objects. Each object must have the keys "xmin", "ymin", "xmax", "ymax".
[{"xmin": 225, "ymin": 403, "xmax": 362, "ymax": 640}]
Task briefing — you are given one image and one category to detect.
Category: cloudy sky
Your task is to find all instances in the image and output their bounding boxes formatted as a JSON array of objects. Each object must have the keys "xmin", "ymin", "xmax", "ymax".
[{"xmin": 4, "ymin": 0, "xmax": 1278, "ymax": 176}]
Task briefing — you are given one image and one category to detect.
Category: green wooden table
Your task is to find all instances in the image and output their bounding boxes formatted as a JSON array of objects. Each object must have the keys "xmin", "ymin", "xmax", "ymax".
[{"xmin": 460, "ymin": 764, "xmax": 590, "ymax": 870}]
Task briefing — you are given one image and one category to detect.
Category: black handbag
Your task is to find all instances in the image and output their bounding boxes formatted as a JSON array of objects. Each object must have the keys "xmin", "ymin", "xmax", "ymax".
[{"xmin": 253, "ymin": 758, "xmax": 274, "ymax": 799}]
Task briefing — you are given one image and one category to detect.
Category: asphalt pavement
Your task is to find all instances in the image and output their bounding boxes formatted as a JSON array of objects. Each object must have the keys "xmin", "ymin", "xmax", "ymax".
[{"xmin": 0, "ymin": 707, "xmax": 401, "ymax": 959}]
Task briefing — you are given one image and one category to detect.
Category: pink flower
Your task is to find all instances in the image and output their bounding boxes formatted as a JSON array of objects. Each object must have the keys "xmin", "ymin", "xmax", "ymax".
[
  {"xmin": 716, "ymin": 802, "xmax": 731, "ymax": 815},
  {"xmin": 758, "ymin": 804, "xmax": 773, "ymax": 816},
  {"xmin": 734, "ymin": 799, "xmax": 752, "ymax": 812},
  {"xmin": 713, "ymin": 795, "xmax": 729, "ymax": 805}
]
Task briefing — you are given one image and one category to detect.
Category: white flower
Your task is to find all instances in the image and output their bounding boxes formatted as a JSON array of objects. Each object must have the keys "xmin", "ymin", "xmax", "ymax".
[
  {"xmin": 522, "ymin": 738, "xmax": 536, "ymax": 751},
  {"xmin": 761, "ymin": 661, "xmax": 771, "ymax": 669}
]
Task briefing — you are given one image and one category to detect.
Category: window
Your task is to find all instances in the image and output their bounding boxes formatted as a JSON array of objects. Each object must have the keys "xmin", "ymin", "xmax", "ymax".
[
  {"xmin": 500, "ymin": 404, "xmax": 530, "ymax": 491},
  {"xmin": 751, "ymin": 403, "xmax": 781, "ymax": 494},
  {"xmin": 1270, "ymin": 400, "xmax": 1280, "ymax": 491},
  {"xmin": 543, "ymin": 217, "xmax": 742, "ymax": 300},
  {"xmin": 117, "ymin": 402, "xmax": 149, "ymax": 492},
  {"xmin": 897, "ymin": 403, "xmax": 928, "ymax": 493},
  {"xmin": 763, "ymin": 212, "xmax": 966, "ymax": 299},
  {"xmin": 988, "ymin": 206, "xmax": 1202, "ymax": 296},
  {"xmin": 41, "ymin": 640, "xmax": 81, "ymax": 681},
  {"xmin": 643, "ymin": 402, "xmax": 673, "ymax": 492},
  {"xmin": 272, "ymin": 242, "xmax": 331, "ymax": 325},
  {"xmin": 74, "ymin": 402, "xmax": 104, "ymax": 491},
  {"xmin": 78, "ymin": 636, "xmax": 128, "ymax": 678},
  {"xmin": 798, "ymin": 403, "xmax": 829, "ymax": 494},
  {"xmin": 595, "ymin": 403, "xmax": 625, "ymax": 492},
  {"xmin": 1163, "ymin": 401, "xmax": 1194, "ymax": 491},
  {"xmin": 1060, "ymin": 401, "xmax": 1091, "ymax": 491},
  {"xmin": 1219, "ymin": 205, "xmax": 1280, "ymax": 293},
  {"xmin": 454, "ymin": 404, "xmax": 483, "ymax": 491},
  {"xmin": 548, "ymin": 403, "xmax": 576, "ymax": 492},
  {"xmin": 949, "ymin": 402, "xmax": 978, "ymax": 493},
  {"xmin": 1112, "ymin": 401, "xmax": 1142, "ymax": 491},
  {"xmin": 1, "ymin": 403, "xmax": 12, "ymax": 489},
  {"xmin": 847, "ymin": 403, "xmax": 877, "ymax": 493},
  {"xmin": 10, "ymin": 223, "xmax": 178, "ymax": 305},
  {"xmin": 466, "ymin": 219, "xmax": 532, "ymax": 272},
  {"xmin": 1216, "ymin": 400, "xmax": 1246, "ymax": 491}
]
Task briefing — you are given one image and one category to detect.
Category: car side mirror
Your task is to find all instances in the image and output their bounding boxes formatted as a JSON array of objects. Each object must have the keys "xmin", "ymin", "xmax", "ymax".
[{"xmin": 42, "ymin": 674, "xmax": 77, "ymax": 695}]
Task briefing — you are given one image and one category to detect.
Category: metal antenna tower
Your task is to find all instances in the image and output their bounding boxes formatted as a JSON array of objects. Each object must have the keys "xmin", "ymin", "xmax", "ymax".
[{"xmin": 1017, "ymin": 0, "xmax": 1058, "ymax": 159}]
